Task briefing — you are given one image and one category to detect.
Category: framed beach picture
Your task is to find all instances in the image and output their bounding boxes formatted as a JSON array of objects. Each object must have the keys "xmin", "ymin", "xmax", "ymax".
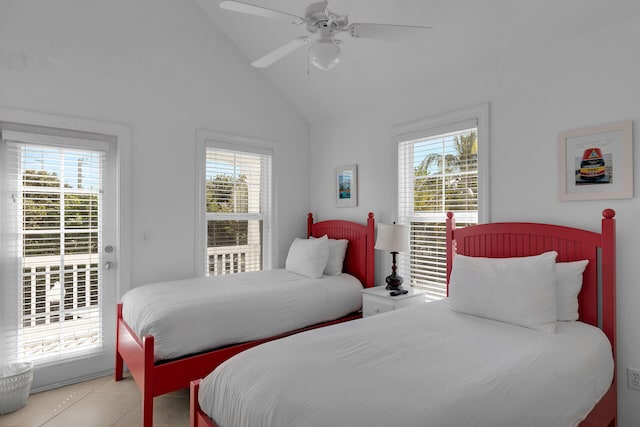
[
  {"xmin": 336, "ymin": 164, "xmax": 358, "ymax": 207},
  {"xmin": 558, "ymin": 120, "xmax": 633, "ymax": 201}
]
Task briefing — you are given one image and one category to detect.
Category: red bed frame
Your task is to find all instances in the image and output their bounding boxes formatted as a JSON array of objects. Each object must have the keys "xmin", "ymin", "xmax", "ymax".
[
  {"xmin": 446, "ymin": 209, "xmax": 617, "ymax": 427},
  {"xmin": 115, "ymin": 212, "xmax": 375, "ymax": 427},
  {"xmin": 190, "ymin": 209, "xmax": 616, "ymax": 427}
]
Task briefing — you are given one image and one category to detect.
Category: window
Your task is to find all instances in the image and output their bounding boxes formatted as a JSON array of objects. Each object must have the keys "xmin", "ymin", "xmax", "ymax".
[
  {"xmin": 196, "ymin": 131, "xmax": 273, "ymax": 276},
  {"xmin": 395, "ymin": 105, "xmax": 489, "ymax": 300}
]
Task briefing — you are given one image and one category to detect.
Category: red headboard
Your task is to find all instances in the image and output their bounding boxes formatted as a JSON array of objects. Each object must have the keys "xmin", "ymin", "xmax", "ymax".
[
  {"xmin": 307, "ymin": 212, "xmax": 375, "ymax": 288},
  {"xmin": 445, "ymin": 209, "xmax": 616, "ymax": 357}
]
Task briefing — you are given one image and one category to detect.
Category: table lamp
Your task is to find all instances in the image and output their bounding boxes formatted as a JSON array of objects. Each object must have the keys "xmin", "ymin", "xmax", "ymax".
[{"xmin": 375, "ymin": 223, "xmax": 409, "ymax": 290}]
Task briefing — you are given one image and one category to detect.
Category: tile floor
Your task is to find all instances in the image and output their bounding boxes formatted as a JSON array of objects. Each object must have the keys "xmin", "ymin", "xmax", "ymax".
[{"xmin": 0, "ymin": 374, "xmax": 190, "ymax": 427}]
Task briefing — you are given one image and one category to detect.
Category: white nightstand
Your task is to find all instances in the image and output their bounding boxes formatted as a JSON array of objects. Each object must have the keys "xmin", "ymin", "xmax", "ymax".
[{"xmin": 361, "ymin": 286, "xmax": 425, "ymax": 317}]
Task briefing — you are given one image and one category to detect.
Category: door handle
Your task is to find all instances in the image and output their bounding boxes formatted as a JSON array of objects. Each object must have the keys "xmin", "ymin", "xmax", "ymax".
[{"xmin": 104, "ymin": 261, "xmax": 114, "ymax": 270}]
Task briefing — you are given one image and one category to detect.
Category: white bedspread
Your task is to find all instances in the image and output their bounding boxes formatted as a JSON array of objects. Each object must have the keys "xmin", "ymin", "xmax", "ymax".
[
  {"xmin": 121, "ymin": 269, "xmax": 363, "ymax": 361},
  {"xmin": 199, "ymin": 299, "xmax": 613, "ymax": 427}
]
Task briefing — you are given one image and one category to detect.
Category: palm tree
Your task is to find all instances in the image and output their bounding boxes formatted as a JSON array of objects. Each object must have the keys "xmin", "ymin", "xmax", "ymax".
[
  {"xmin": 413, "ymin": 131, "xmax": 477, "ymax": 212},
  {"xmin": 451, "ymin": 132, "xmax": 477, "ymax": 173}
]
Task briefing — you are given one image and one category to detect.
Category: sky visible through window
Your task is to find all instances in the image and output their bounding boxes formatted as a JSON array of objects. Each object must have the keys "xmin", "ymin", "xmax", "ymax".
[
  {"xmin": 414, "ymin": 136, "xmax": 457, "ymax": 165},
  {"xmin": 412, "ymin": 128, "xmax": 476, "ymax": 172},
  {"xmin": 22, "ymin": 146, "xmax": 100, "ymax": 190},
  {"xmin": 206, "ymin": 160, "xmax": 241, "ymax": 179}
]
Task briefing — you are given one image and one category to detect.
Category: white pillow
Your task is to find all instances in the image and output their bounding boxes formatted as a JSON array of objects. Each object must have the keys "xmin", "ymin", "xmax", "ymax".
[
  {"xmin": 285, "ymin": 235, "xmax": 330, "ymax": 279},
  {"xmin": 310, "ymin": 235, "xmax": 349, "ymax": 276},
  {"xmin": 449, "ymin": 251, "xmax": 558, "ymax": 333},
  {"xmin": 556, "ymin": 260, "xmax": 589, "ymax": 321}
]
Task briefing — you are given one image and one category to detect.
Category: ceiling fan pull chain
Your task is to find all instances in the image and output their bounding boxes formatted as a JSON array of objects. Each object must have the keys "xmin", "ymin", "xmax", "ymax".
[{"xmin": 340, "ymin": 40, "xmax": 361, "ymax": 76}]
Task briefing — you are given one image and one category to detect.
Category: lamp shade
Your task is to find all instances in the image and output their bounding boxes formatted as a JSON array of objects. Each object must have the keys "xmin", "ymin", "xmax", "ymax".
[
  {"xmin": 309, "ymin": 38, "xmax": 340, "ymax": 71},
  {"xmin": 374, "ymin": 223, "xmax": 409, "ymax": 252}
]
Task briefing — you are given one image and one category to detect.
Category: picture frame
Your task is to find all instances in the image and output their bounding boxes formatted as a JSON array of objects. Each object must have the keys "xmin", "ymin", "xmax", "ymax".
[
  {"xmin": 557, "ymin": 120, "xmax": 633, "ymax": 201},
  {"xmin": 336, "ymin": 164, "xmax": 358, "ymax": 207}
]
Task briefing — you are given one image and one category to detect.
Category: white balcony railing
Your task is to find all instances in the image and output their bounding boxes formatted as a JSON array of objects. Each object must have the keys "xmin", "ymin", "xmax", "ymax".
[
  {"xmin": 207, "ymin": 244, "xmax": 261, "ymax": 276},
  {"xmin": 22, "ymin": 254, "xmax": 99, "ymax": 326},
  {"xmin": 19, "ymin": 254, "xmax": 101, "ymax": 360}
]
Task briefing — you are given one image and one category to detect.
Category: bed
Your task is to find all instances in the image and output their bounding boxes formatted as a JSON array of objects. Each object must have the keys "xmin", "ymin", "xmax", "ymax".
[
  {"xmin": 190, "ymin": 209, "xmax": 616, "ymax": 427},
  {"xmin": 115, "ymin": 212, "xmax": 375, "ymax": 427}
]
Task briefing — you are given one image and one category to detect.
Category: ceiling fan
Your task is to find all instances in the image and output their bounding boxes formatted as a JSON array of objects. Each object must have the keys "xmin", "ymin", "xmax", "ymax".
[{"xmin": 219, "ymin": 0, "xmax": 432, "ymax": 71}]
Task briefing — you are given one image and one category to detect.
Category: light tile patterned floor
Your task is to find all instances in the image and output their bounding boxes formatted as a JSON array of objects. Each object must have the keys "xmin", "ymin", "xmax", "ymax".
[{"xmin": 0, "ymin": 374, "xmax": 190, "ymax": 427}]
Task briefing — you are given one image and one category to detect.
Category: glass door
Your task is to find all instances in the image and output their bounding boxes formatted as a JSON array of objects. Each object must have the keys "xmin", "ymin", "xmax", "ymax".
[{"xmin": 1, "ymin": 134, "xmax": 117, "ymax": 389}]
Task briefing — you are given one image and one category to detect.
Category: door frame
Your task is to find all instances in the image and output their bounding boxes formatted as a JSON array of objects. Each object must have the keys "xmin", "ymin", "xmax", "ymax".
[{"xmin": 0, "ymin": 107, "xmax": 131, "ymax": 391}]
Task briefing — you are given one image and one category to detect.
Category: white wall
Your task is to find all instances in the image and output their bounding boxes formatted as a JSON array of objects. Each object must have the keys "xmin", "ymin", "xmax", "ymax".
[
  {"xmin": 310, "ymin": 15, "xmax": 640, "ymax": 427},
  {"xmin": 0, "ymin": 0, "xmax": 311, "ymax": 288}
]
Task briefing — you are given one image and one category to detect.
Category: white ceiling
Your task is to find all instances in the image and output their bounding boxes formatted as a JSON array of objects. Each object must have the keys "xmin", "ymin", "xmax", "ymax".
[{"xmin": 196, "ymin": 0, "xmax": 639, "ymax": 123}]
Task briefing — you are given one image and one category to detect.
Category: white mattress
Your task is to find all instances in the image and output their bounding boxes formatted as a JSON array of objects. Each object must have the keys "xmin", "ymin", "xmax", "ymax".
[
  {"xmin": 199, "ymin": 299, "xmax": 613, "ymax": 427},
  {"xmin": 120, "ymin": 269, "xmax": 363, "ymax": 361}
]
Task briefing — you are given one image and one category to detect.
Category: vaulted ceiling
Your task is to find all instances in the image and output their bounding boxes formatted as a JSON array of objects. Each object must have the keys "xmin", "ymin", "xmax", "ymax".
[{"xmin": 196, "ymin": 0, "xmax": 639, "ymax": 123}]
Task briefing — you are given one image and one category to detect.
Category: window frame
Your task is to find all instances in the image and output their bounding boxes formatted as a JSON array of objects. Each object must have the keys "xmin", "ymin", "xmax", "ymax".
[
  {"xmin": 195, "ymin": 129, "xmax": 275, "ymax": 276},
  {"xmin": 392, "ymin": 104, "xmax": 490, "ymax": 298}
]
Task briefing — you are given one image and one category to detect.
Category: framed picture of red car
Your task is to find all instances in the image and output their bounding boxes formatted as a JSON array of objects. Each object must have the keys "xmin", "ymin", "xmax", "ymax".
[{"xmin": 558, "ymin": 120, "xmax": 633, "ymax": 201}]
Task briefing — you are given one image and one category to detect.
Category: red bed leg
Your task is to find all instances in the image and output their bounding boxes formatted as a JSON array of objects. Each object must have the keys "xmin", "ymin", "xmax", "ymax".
[
  {"xmin": 142, "ymin": 335, "xmax": 155, "ymax": 427},
  {"xmin": 115, "ymin": 352, "xmax": 124, "ymax": 381},
  {"xmin": 191, "ymin": 379, "xmax": 219, "ymax": 427},
  {"xmin": 142, "ymin": 394, "xmax": 153, "ymax": 427},
  {"xmin": 190, "ymin": 379, "xmax": 200, "ymax": 427},
  {"xmin": 115, "ymin": 303, "xmax": 124, "ymax": 381},
  {"xmin": 578, "ymin": 381, "xmax": 616, "ymax": 427}
]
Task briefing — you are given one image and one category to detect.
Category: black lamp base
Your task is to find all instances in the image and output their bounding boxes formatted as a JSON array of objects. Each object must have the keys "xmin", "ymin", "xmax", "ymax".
[
  {"xmin": 385, "ymin": 273, "xmax": 404, "ymax": 290},
  {"xmin": 385, "ymin": 251, "xmax": 404, "ymax": 290}
]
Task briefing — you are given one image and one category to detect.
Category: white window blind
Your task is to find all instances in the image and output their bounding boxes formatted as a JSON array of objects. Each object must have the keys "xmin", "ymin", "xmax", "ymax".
[
  {"xmin": 2, "ymin": 135, "xmax": 105, "ymax": 366},
  {"xmin": 204, "ymin": 145, "xmax": 271, "ymax": 276},
  {"xmin": 398, "ymin": 127, "xmax": 479, "ymax": 300}
]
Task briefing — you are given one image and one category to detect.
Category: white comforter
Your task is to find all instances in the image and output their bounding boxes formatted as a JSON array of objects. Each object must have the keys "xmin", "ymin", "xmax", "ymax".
[
  {"xmin": 121, "ymin": 269, "xmax": 363, "ymax": 361},
  {"xmin": 199, "ymin": 299, "xmax": 613, "ymax": 427}
]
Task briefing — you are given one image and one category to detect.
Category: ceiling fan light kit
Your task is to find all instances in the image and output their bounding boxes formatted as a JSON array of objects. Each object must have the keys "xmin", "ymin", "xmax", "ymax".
[
  {"xmin": 309, "ymin": 28, "xmax": 340, "ymax": 71},
  {"xmin": 219, "ymin": 0, "xmax": 431, "ymax": 71}
]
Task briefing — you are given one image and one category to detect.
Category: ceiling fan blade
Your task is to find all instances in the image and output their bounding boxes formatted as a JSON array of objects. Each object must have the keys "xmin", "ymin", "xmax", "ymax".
[
  {"xmin": 347, "ymin": 23, "xmax": 432, "ymax": 42},
  {"xmin": 219, "ymin": 1, "xmax": 306, "ymax": 25},
  {"xmin": 251, "ymin": 37, "xmax": 311, "ymax": 68}
]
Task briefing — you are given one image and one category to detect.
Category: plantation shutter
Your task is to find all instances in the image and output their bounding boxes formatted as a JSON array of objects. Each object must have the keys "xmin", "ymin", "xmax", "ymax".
[
  {"xmin": 204, "ymin": 145, "xmax": 271, "ymax": 276},
  {"xmin": 1, "ymin": 131, "xmax": 107, "ymax": 366},
  {"xmin": 398, "ymin": 123, "xmax": 479, "ymax": 300}
]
